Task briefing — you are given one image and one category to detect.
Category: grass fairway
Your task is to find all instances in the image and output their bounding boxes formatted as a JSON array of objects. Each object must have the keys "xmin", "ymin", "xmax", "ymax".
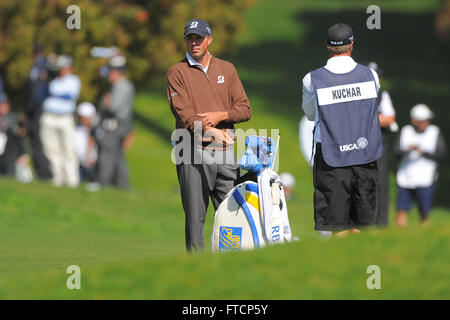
[
  {"xmin": 0, "ymin": 189, "xmax": 448, "ymax": 299},
  {"xmin": 0, "ymin": 0, "xmax": 449, "ymax": 299}
]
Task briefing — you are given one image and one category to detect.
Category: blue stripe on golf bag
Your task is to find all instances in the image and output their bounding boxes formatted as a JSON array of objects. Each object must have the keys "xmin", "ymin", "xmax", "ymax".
[
  {"xmin": 245, "ymin": 182, "xmax": 258, "ymax": 194},
  {"xmin": 232, "ymin": 188, "xmax": 260, "ymax": 248}
]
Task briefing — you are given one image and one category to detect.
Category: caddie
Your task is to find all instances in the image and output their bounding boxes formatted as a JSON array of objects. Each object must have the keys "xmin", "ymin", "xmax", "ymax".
[{"xmin": 301, "ymin": 23, "xmax": 383, "ymax": 236}]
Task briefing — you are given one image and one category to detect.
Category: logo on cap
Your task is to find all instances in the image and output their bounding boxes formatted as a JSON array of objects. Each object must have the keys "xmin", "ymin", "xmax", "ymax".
[{"xmin": 184, "ymin": 19, "xmax": 211, "ymax": 38}]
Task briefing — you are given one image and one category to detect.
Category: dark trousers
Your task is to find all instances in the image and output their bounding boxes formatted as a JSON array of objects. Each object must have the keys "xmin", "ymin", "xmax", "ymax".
[
  {"xmin": 313, "ymin": 144, "xmax": 378, "ymax": 231},
  {"xmin": 0, "ymin": 133, "xmax": 20, "ymax": 176},
  {"xmin": 96, "ymin": 129, "xmax": 129, "ymax": 189},
  {"xmin": 176, "ymin": 147, "xmax": 238, "ymax": 252},
  {"xmin": 27, "ymin": 119, "xmax": 52, "ymax": 180},
  {"xmin": 376, "ymin": 134, "xmax": 390, "ymax": 227},
  {"xmin": 80, "ymin": 164, "xmax": 96, "ymax": 183}
]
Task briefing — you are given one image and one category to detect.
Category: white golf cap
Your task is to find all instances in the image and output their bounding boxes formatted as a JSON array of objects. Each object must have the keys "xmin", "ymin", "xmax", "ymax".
[
  {"xmin": 410, "ymin": 104, "xmax": 433, "ymax": 121},
  {"xmin": 77, "ymin": 102, "xmax": 96, "ymax": 118},
  {"xmin": 109, "ymin": 55, "xmax": 127, "ymax": 68},
  {"xmin": 56, "ymin": 55, "xmax": 73, "ymax": 69},
  {"xmin": 280, "ymin": 172, "xmax": 295, "ymax": 188}
]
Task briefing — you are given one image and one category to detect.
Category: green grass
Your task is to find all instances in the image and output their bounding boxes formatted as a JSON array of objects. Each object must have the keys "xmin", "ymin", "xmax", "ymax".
[
  {"xmin": 0, "ymin": 0, "xmax": 449, "ymax": 299},
  {"xmin": 0, "ymin": 201, "xmax": 448, "ymax": 299}
]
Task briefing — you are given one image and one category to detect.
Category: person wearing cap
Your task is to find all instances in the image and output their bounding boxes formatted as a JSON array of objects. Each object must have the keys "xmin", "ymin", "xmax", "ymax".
[
  {"xmin": 394, "ymin": 104, "xmax": 446, "ymax": 227},
  {"xmin": 280, "ymin": 172, "xmax": 296, "ymax": 200},
  {"xmin": 368, "ymin": 62, "xmax": 398, "ymax": 227},
  {"xmin": 40, "ymin": 54, "xmax": 81, "ymax": 187},
  {"xmin": 75, "ymin": 102, "xmax": 97, "ymax": 184},
  {"xmin": 301, "ymin": 23, "xmax": 382, "ymax": 236},
  {"xmin": 95, "ymin": 54, "xmax": 135, "ymax": 190},
  {"xmin": 167, "ymin": 18, "xmax": 252, "ymax": 251}
]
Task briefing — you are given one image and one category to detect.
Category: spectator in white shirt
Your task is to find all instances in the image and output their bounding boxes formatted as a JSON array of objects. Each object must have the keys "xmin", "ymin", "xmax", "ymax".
[
  {"xmin": 40, "ymin": 55, "xmax": 81, "ymax": 187},
  {"xmin": 75, "ymin": 102, "xmax": 97, "ymax": 183},
  {"xmin": 395, "ymin": 104, "xmax": 446, "ymax": 227}
]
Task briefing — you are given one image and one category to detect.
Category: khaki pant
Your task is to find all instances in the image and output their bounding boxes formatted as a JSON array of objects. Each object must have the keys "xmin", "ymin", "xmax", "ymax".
[{"xmin": 40, "ymin": 112, "xmax": 79, "ymax": 187}]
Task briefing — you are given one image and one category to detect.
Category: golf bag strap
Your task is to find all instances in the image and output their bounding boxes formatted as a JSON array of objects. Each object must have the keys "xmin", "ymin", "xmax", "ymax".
[
  {"xmin": 245, "ymin": 183, "xmax": 258, "ymax": 194},
  {"xmin": 232, "ymin": 188, "xmax": 261, "ymax": 248}
]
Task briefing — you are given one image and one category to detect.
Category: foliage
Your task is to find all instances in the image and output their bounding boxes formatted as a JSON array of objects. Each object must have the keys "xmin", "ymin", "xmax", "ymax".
[
  {"xmin": 0, "ymin": 0, "xmax": 254, "ymax": 103},
  {"xmin": 436, "ymin": 0, "xmax": 450, "ymax": 40}
]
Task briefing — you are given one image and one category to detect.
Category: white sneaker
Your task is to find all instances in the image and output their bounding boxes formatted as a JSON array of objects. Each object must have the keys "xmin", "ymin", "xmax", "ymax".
[
  {"xmin": 86, "ymin": 182, "xmax": 101, "ymax": 192},
  {"xmin": 319, "ymin": 231, "xmax": 332, "ymax": 239}
]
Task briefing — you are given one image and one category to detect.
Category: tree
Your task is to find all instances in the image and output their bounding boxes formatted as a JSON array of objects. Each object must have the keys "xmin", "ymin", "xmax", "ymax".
[
  {"xmin": 436, "ymin": 0, "xmax": 450, "ymax": 41},
  {"xmin": 0, "ymin": 0, "xmax": 254, "ymax": 104}
]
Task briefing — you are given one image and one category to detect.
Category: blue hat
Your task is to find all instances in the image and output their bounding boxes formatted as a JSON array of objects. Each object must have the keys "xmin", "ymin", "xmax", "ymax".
[{"xmin": 184, "ymin": 19, "xmax": 211, "ymax": 38}]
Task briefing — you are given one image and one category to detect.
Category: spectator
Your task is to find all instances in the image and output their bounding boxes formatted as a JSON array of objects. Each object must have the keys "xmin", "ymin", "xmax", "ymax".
[
  {"xmin": 75, "ymin": 102, "xmax": 97, "ymax": 183},
  {"xmin": 40, "ymin": 55, "xmax": 81, "ymax": 187},
  {"xmin": 368, "ymin": 62, "xmax": 398, "ymax": 227},
  {"xmin": 395, "ymin": 104, "xmax": 447, "ymax": 227},
  {"xmin": 298, "ymin": 115, "xmax": 315, "ymax": 168},
  {"xmin": 0, "ymin": 96, "xmax": 28, "ymax": 178},
  {"xmin": 95, "ymin": 55, "xmax": 135, "ymax": 189},
  {"xmin": 0, "ymin": 75, "xmax": 5, "ymax": 107},
  {"xmin": 24, "ymin": 43, "xmax": 53, "ymax": 180},
  {"xmin": 280, "ymin": 172, "xmax": 295, "ymax": 200}
]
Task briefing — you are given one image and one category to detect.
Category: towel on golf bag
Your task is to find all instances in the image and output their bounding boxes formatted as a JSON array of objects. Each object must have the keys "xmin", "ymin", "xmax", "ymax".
[
  {"xmin": 211, "ymin": 170, "xmax": 292, "ymax": 252},
  {"xmin": 238, "ymin": 135, "xmax": 275, "ymax": 172},
  {"xmin": 258, "ymin": 168, "xmax": 292, "ymax": 245}
]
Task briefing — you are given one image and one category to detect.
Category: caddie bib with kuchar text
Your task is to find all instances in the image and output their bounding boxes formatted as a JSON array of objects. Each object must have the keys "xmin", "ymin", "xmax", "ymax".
[{"xmin": 311, "ymin": 64, "xmax": 383, "ymax": 167}]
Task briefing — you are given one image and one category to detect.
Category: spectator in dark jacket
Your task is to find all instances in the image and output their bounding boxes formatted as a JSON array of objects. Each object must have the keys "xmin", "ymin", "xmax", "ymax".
[
  {"xmin": 0, "ymin": 96, "xmax": 27, "ymax": 177},
  {"xmin": 24, "ymin": 44, "xmax": 52, "ymax": 180}
]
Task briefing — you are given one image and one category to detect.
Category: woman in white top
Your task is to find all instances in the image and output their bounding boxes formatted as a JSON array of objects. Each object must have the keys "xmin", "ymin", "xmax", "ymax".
[{"xmin": 394, "ymin": 104, "xmax": 446, "ymax": 226}]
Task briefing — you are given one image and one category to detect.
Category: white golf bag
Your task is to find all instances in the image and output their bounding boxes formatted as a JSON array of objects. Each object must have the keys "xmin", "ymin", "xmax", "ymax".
[{"xmin": 211, "ymin": 135, "xmax": 292, "ymax": 252}]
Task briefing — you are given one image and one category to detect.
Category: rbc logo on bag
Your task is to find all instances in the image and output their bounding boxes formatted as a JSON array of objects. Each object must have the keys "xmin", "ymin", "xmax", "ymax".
[{"xmin": 219, "ymin": 226, "xmax": 242, "ymax": 251}]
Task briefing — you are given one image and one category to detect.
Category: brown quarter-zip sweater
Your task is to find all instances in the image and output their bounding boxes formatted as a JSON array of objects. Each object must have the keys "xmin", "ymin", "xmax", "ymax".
[{"xmin": 167, "ymin": 56, "xmax": 252, "ymax": 134}]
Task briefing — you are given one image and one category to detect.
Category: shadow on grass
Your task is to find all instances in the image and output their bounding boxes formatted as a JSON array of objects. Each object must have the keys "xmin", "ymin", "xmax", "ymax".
[
  {"xmin": 133, "ymin": 109, "xmax": 172, "ymax": 142},
  {"xmin": 230, "ymin": 9, "xmax": 450, "ymax": 207}
]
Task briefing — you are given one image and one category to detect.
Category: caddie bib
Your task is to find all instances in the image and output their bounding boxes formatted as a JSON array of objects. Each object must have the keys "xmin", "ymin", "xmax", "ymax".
[{"xmin": 311, "ymin": 64, "xmax": 383, "ymax": 167}]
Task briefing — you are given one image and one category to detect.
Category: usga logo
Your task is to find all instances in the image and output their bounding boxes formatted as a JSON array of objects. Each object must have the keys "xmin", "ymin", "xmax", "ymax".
[{"xmin": 339, "ymin": 137, "xmax": 368, "ymax": 152}]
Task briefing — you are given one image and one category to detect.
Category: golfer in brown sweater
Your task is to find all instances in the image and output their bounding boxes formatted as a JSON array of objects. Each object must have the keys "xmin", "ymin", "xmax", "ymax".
[{"xmin": 167, "ymin": 18, "xmax": 252, "ymax": 251}]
